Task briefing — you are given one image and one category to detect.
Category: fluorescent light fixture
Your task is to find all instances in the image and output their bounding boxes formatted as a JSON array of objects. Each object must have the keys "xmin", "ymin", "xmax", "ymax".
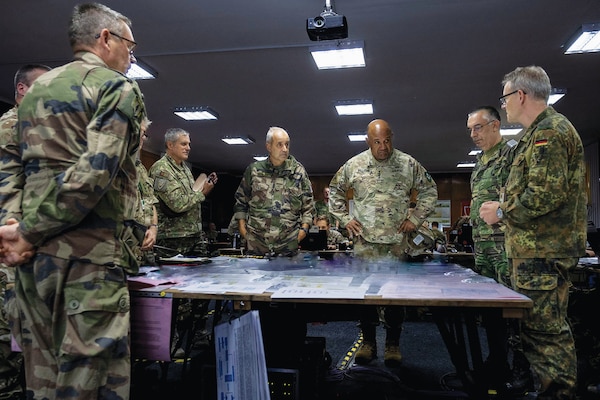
[
  {"xmin": 335, "ymin": 99, "xmax": 373, "ymax": 116},
  {"xmin": 310, "ymin": 40, "xmax": 365, "ymax": 70},
  {"xmin": 457, "ymin": 162, "xmax": 476, "ymax": 168},
  {"xmin": 468, "ymin": 149, "xmax": 482, "ymax": 156},
  {"xmin": 564, "ymin": 23, "xmax": 600, "ymax": 54},
  {"xmin": 348, "ymin": 132, "xmax": 367, "ymax": 142},
  {"xmin": 126, "ymin": 62, "xmax": 156, "ymax": 80},
  {"xmin": 500, "ymin": 127, "xmax": 522, "ymax": 136},
  {"xmin": 174, "ymin": 106, "xmax": 219, "ymax": 121},
  {"xmin": 253, "ymin": 155, "xmax": 268, "ymax": 161},
  {"xmin": 549, "ymin": 88, "xmax": 567, "ymax": 105},
  {"xmin": 222, "ymin": 136, "xmax": 254, "ymax": 145}
]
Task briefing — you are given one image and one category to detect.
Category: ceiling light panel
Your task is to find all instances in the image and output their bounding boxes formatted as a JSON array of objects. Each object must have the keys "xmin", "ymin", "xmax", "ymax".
[
  {"xmin": 564, "ymin": 23, "xmax": 600, "ymax": 54},
  {"xmin": 126, "ymin": 62, "xmax": 156, "ymax": 80},
  {"xmin": 310, "ymin": 40, "xmax": 365, "ymax": 69},
  {"xmin": 174, "ymin": 106, "xmax": 219, "ymax": 121},
  {"xmin": 222, "ymin": 137, "xmax": 254, "ymax": 145},
  {"xmin": 335, "ymin": 100, "xmax": 373, "ymax": 116},
  {"xmin": 347, "ymin": 132, "xmax": 367, "ymax": 141}
]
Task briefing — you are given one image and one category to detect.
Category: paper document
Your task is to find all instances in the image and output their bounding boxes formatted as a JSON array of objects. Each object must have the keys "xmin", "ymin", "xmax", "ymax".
[{"xmin": 214, "ymin": 310, "xmax": 270, "ymax": 400}]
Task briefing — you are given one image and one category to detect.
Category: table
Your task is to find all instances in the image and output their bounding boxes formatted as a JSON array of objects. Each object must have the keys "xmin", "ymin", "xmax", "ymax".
[{"xmin": 130, "ymin": 253, "xmax": 532, "ymax": 397}]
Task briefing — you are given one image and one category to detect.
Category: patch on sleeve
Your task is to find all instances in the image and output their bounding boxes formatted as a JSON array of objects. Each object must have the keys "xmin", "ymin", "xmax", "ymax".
[{"xmin": 534, "ymin": 138, "xmax": 548, "ymax": 147}]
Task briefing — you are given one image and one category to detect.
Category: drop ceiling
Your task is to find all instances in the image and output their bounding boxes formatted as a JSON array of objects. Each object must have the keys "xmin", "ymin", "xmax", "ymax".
[{"xmin": 1, "ymin": 0, "xmax": 599, "ymax": 177}]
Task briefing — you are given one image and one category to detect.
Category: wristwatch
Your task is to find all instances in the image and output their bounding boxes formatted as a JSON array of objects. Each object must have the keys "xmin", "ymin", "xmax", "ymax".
[{"xmin": 496, "ymin": 207, "xmax": 504, "ymax": 219}]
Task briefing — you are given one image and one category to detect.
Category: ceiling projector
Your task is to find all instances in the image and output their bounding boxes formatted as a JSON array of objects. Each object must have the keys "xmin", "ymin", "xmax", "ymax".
[{"xmin": 306, "ymin": 11, "xmax": 348, "ymax": 41}]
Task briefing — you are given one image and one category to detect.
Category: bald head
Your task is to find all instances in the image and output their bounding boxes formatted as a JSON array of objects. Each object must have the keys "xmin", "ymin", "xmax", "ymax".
[{"xmin": 366, "ymin": 119, "xmax": 393, "ymax": 161}]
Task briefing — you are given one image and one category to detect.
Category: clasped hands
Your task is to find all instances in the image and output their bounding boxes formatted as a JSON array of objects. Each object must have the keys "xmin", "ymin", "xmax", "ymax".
[{"xmin": 0, "ymin": 218, "xmax": 35, "ymax": 266}]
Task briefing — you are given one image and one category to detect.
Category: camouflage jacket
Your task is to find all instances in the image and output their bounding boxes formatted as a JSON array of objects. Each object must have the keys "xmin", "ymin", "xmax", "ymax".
[
  {"xmin": 149, "ymin": 154, "xmax": 205, "ymax": 239},
  {"xmin": 233, "ymin": 155, "xmax": 314, "ymax": 252},
  {"xmin": 0, "ymin": 105, "xmax": 23, "ymax": 224},
  {"xmin": 17, "ymin": 51, "xmax": 146, "ymax": 271},
  {"xmin": 135, "ymin": 159, "xmax": 158, "ymax": 227},
  {"xmin": 470, "ymin": 138, "xmax": 515, "ymax": 242},
  {"xmin": 327, "ymin": 229, "xmax": 345, "ymax": 246},
  {"xmin": 501, "ymin": 106, "xmax": 586, "ymax": 258},
  {"xmin": 329, "ymin": 148, "xmax": 438, "ymax": 244}
]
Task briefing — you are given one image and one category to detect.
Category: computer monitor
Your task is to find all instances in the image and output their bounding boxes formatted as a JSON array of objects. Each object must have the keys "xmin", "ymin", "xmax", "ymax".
[
  {"xmin": 299, "ymin": 230, "xmax": 327, "ymax": 251},
  {"xmin": 586, "ymin": 229, "xmax": 600, "ymax": 256}
]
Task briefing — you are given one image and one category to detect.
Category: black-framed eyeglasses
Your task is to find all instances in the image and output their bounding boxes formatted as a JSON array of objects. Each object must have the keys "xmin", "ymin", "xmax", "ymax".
[
  {"xmin": 467, "ymin": 120, "xmax": 497, "ymax": 134},
  {"xmin": 96, "ymin": 31, "xmax": 137, "ymax": 54},
  {"xmin": 109, "ymin": 31, "xmax": 137, "ymax": 54},
  {"xmin": 499, "ymin": 89, "xmax": 525, "ymax": 106}
]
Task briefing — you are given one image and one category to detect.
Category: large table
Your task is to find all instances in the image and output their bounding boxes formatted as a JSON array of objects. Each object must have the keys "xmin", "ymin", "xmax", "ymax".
[{"xmin": 129, "ymin": 253, "xmax": 532, "ymax": 397}]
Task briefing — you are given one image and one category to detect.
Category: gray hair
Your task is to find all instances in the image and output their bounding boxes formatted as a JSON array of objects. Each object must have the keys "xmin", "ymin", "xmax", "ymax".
[
  {"xmin": 502, "ymin": 65, "xmax": 551, "ymax": 103},
  {"xmin": 69, "ymin": 3, "xmax": 132, "ymax": 49},
  {"xmin": 265, "ymin": 126, "xmax": 288, "ymax": 144},
  {"xmin": 164, "ymin": 128, "xmax": 189, "ymax": 147}
]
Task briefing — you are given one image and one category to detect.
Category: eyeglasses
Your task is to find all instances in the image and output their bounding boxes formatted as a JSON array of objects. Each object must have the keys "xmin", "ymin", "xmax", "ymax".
[
  {"xmin": 109, "ymin": 31, "xmax": 137, "ymax": 54},
  {"xmin": 467, "ymin": 120, "xmax": 496, "ymax": 134},
  {"xmin": 499, "ymin": 89, "xmax": 526, "ymax": 106},
  {"xmin": 95, "ymin": 31, "xmax": 137, "ymax": 54}
]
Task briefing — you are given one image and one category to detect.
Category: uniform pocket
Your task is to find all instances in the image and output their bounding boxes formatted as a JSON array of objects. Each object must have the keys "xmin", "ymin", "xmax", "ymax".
[
  {"xmin": 62, "ymin": 280, "xmax": 130, "ymax": 357},
  {"xmin": 515, "ymin": 272, "xmax": 561, "ymax": 334}
]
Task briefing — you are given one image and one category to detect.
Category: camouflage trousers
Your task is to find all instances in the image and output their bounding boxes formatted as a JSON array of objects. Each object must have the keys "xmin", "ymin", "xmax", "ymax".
[
  {"xmin": 511, "ymin": 257, "xmax": 577, "ymax": 397},
  {"xmin": 245, "ymin": 230, "xmax": 299, "ymax": 256},
  {"xmin": 474, "ymin": 240, "xmax": 510, "ymax": 286},
  {"xmin": 156, "ymin": 235, "xmax": 207, "ymax": 257},
  {"xmin": 0, "ymin": 267, "xmax": 23, "ymax": 399},
  {"xmin": 10, "ymin": 255, "xmax": 131, "ymax": 400},
  {"xmin": 354, "ymin": 239, "xmax": 405, "ymax": 338}
]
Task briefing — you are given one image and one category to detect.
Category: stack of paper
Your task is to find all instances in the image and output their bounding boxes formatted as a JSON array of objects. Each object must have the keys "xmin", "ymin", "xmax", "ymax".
[{"xmin": 214, "ymin": 310, "xmax": 270, "ymax": 399}]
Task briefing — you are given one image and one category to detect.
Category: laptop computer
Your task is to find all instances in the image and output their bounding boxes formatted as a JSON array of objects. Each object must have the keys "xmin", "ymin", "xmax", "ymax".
[{"xmin": 299, "ymin": 230, "xmax": 328, "ymax": 251}]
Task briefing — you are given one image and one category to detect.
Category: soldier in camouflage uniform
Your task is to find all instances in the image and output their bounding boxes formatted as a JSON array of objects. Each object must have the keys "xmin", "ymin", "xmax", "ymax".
[
  {"xmin": 314, "ymin": 215, "xmax": 345, "ymax": 249},
  {"xmin": 149, "ymin": 128, "xmax": 218, "ymax": 257},
  {"xmin": 314, "ymin": 187, "xmax": 339, "ymax": 231},
  {"xmin": 329, "ymin": 119, "xmax": 437, "ymax": 368},
  {"xmin": 149, "ymin": 127, "xmax": 217, "ymax": 357},
  {"xmin": 0, "ymin": 63, "xmax": 50, "ymax": 399},
  {"xmin": 481, "ymin": 66, "xmax": 585, "ymax": 400},
  {"xmin": 233, "ymin": 126, "xmax": 314, "ymax": 256},
  {"xmin": 0, "ymin": 4, "xmax": 145, "ymax": 399},
  {"xmin": 134, "ymin": 117, "xmax": 159, "ymax": 266},
  {"xmin": 468, "ymin": 105, "xmax": 532, "ymax": 394}
]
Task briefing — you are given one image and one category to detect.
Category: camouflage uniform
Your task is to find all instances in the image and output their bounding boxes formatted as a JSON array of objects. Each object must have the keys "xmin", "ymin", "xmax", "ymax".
[
  {"xmin": 135, "ymin": 159, "xmax": 159, "ymax": 265},
  {"xmin": 329, "ymin": 148, "xmax": 437, "ymax": 339},
  {"xmin": 326, "ymin": 229, "xmax": 345, "ymax": 248},
  {"xmin": 233, "ymin": 155, "xmax": 314, "ymax": 255},
  {"xmin": 13, "ymin": 51, "xmax": 145, "ymax": 399},
  {"xmin": 149, "ymin": 154, "xmax": 206, "ymax": 256},
  {"xmin": 470, "ymin": 138, "xmax": 515, "ymax": 285},
  {"xmin": 470, "ymin": 137, "xmax": 528, "ymax": 391},
  {"xmin": 0, "ymin": 106, "xmax": 24, "ymax": 398},
  {"xmin": 501, "ymin": 107, "xmax": 585, "ymax": 398},
  {"xmin": 315, "ymin": 198, "xmax": 338, "ymax": 227}
]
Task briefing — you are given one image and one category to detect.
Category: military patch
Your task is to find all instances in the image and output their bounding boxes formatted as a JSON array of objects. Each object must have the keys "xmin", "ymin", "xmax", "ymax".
[
  {"xmin": 425, "ymin": 172, "xmax": 432, "ymax": 182},
  {"xmin": 534, "ymin": 138, "xmax": 548, "ymax": 146},
  {"xmin": 154, "ymin": 177, "xmax": 169, "ymax": 192}
]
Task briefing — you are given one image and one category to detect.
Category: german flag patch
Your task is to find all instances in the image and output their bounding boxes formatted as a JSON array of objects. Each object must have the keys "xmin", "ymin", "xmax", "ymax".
[{"xmin": 534, "ymin": 138, "xmax": 548, "ymax": 146}]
